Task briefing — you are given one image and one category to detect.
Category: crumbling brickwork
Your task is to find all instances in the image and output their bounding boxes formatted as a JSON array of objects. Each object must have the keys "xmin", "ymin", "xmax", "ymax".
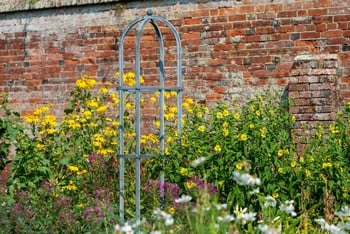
[{"xmin": 0, "ymin": 0, "xmax": 350, "ymax": 128}]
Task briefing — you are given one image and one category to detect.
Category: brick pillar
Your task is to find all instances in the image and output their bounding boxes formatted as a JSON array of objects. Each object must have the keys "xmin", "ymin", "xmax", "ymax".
[{"xmin": 288, "ymin": 54, "xmax": 339, "ymax": 152}]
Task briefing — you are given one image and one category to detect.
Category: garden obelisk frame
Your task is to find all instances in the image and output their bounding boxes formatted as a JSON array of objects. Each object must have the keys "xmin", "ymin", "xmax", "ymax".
[{"xmin": 117, "ymin": 9, "xmax": 183, "ymax": 222}]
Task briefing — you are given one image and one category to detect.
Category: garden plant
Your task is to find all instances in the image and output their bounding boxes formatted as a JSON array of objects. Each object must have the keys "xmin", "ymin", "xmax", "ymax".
[{"xmin": 0, "ymin": 73, "xmax": 349, "ymax": 233}]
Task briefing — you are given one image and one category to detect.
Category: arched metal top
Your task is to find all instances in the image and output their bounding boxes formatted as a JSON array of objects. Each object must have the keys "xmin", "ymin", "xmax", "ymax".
[{"xmin": 118, "ymin": 9, "xmax": 182, "ymax": 91}]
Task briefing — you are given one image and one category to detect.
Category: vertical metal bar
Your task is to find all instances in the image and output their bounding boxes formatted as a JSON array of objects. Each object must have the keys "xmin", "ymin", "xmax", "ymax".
[
  {"xmin": 150, "ymin": 19, "xmax": 166, "ymax": 205},
  {"xmin": 118, "ymin": 16, "xmax": 144, "ymax": 222},
  {"xmin": 118, "ymin": 38, "xmax": 125, "ymax": 223},
  {"xmin": 134, "ymin": 17, "xmax": 151, "ymax": 221}
]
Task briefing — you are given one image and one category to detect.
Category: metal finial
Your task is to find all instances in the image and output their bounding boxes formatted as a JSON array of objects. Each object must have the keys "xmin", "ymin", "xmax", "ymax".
[{"xmin": 146, "ymin": 9, "xmax": 153, "ymax": 16}]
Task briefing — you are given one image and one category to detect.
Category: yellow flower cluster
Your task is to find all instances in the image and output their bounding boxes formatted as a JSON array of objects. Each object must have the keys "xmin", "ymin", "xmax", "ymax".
[
  {"xmin": 164, "ymin": 104, "xmax": 177, "ymax": 121},
  {"xmin": 329, "ymin": 124, "xmax": 339, "ymax": 134},
  {"xmin": 260, "ymin": 127, "xmax": 267, "ymax": 138},
  {"xmin": 62, "ymin": 180, "xmax": 77, "ymax": 191},
  {"xmin": 24, "ymin": 105, "xmax": 58, "ymax": 135},
  {"xmin": 322, "ymin": 162, "xmax": 332, "ymax": 169},
  {"xmin": 182, "ymin": 97, "xmax": 194, "ymax": 112},
  {"xmin": 140, "ymin": 134, "xmax": 159, "ymax": 145},
  {"xmin": 67, "ymin": 165, "xmax": 87, "ymax": 176},
  {"xmin": 116, "ymin": 71, "xmax": 145, "ymax": 86},
  {"xmin": 75, "ymin": 75, "xmax": 97, "ymax": 89}
]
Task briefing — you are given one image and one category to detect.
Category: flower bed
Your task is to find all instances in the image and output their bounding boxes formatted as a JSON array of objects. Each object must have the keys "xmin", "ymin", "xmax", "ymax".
[{"xmin": 0, "ymin": 74, "xmax": 349, "ymax": 233}]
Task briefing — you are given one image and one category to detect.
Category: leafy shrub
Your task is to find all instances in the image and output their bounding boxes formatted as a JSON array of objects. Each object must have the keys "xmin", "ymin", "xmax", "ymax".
[{"xmin": 0, "ymin": 93, "xmax": 23, "ymax": 170}]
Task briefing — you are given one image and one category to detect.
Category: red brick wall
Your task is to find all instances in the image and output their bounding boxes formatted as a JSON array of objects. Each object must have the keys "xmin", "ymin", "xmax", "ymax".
[{"xmin": 1, "ymin": 0, "xmax": 350, "ymax": 124}]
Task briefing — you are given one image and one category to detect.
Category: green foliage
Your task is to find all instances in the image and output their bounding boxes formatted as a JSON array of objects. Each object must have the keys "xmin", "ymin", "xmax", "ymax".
[
  {"xmin": 0, "ymin": 93, "xmax": 23, "ymax": 170},
  {"xmin": 1, "ymin": 74, "xmax": 350, "ymax": 233},
  {"xmin": 148, "ymin": 91, "xmax": 296, "ymax": 202},
  {"xmin": 300, "ymin": 110, "xmax": 350, "ymax": 222}
]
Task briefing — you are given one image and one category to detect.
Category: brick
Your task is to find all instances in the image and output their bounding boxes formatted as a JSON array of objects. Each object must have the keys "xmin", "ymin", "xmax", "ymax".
[
  {"xmin": 308, "ymin": 8, "xmax": 328, "ymax": 16},
  {"xmin": 322, "ymin": 30, "xmax": 343, "ymax": 38},
  {"xmin": 277, "ymin": 11, "xmax": 297, "ymax": 18},
  {"xmin": 301, "ymin": 32, "xmax": 321, "ymax": 39}
]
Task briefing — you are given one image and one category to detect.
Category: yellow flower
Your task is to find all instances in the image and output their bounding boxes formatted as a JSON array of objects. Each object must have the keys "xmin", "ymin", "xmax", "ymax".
[
  {"xmin": 33, "ymin": 105, "xmax": 50, "ymax": 116},
  {"xmin": 24, "ymin": 115, "xmax": 39, "ymax": 124},
  {"xmin": 103, "ymin": 126, "xmax": 117, "ymax": 136},
  {"xmin": 41, "ymin": 114, "xmax": 57, "ymax": 127},
  {"xmin": 305, "ymin": 169, "xmax": 311, "ymax": 177},
  {"xmin": 214, "ymin": 144, "xmax": 222, "ymax": 153},
  {"xmin": 87, "ymin": 99, "xmax": 99, "ymax": 108},
  {"xmin": 76, "ymin": 76, "xmax": 96, "ymax": 89},
  {"xmin": 198, "ymin": 125, "xmax": 205, "ymax": 132},
  {"xmin": 329, "ymin": 124, "xmax": 339, "ymax": 134},
  {"xmin": 185, "ymin": 98, "xmax": 194, "ymax": 105},
  {"xmin": 76, "ymin": 203, "xmax": 85, "ymax": 209},
  {"xmin": 82, "ymin": 110, "xmax": 92, "ymax": 119},
  {"xmin": 67, "ymin": 165, "xmax": 79, "ymax": 172},
  {"xmin": 166, "ymin": 136, "xmax": 174, "ymax": 143},
  {"xmin": 89, "ymin": 122, "xmax": 98, "ymax": 128},
  {"xmin": 236, "ymin": 162, "xmax": 243, "ymax": 170},
  {"xmin": 291, "ymin": 115, "xmax": 296, "ymax": 123},
  {"xmin": 196, "ymin": 112, "xmax": 203, "ymax": 118},
  {"xmin": 77, "ymin": 169, "xmax": 87, "ymax": 176},
  {"xmin": 278, "ymin": 167, "xmax": 283, "ymax": 174},
  {"xmin": 233, "ymin": 113, "xmax": 240, "ymax": 120},
  {"xmin": 66, "ymin": 119, "xmax": 81, "ymax": 129},
  {"xmin": 164, "ymin": 92, "xmax": 171, "ymax": 99},
  {"xmin": 216, "ymin": 112, "xmax": 223, "ymax": 119},
  {"xmin": 93, "ymin": 133, "xmax": 106, "ymax": 142},
  {"xmin": 299, "ymin": 156, "xmax": 305, "ymax": 163},
  {"xmin": 223, "ymin": 110, "xmax": 229, "ymax": 116},
  {"xmin": 255, "ymin": 110, "xmax": 261, "ymax": 116},
  {"xmin": 222, "ymin": 128, "xmax": 229, "ymax": 136},
  {"xmin": 99, "ymin": 87, "xmax": 109, "ymax": 94},
  {"xmin": 169, "ymin": 106, "xmax": 177, "ymax": 114},
  {"xmin": 250, "ymin": 105, "xmax": 256, "ymax": 112},
  {"xmin": 180, "ymin": 167, "xmax": 188, "ymax": 176},
  {"xmin": 154, "ymin": 120, "xmax": 160, "ymax": 127},
  {"xmin": 36, "ymin": 143, "xmax": 45, "ymax": 151},
  {"xmin": 62, "ymin": 180, "xmax": 77, "ymax": 191},
  {"xmin": 46, "ymin": 128, "xmax": 56, "ymax": 134},
  {"xmin": 165, "ymin": 113, "xmax": 175, "ymax": 120},
  {"xmin": 260, "ymin": 127, "xmax": 267, "ymax": 138},
  {"xmin": 186, "ymin": 181, "xmax": 196, "ymax": 189},
  {"xmin": 168, "ymin": 207, "xmax": 175, "ymax": 215},
  {"xmin": 96, "ymin": 105, "xmax": 108, "ymax": 114},
  {"xmin": 290, "ymin": 161, "xmax": 297, "ymax": 168},
  {"xmin": 112, "ymin": 120, "xmax": 120, "ymax": 126},
  {"xmin": 277, "ymin": 149, "xmax": 284, "ymax": 157},
  {"xmin": 249, "ymin": 123, "xmax": 255, "ymax": 129},
  {"xmin": 240, "ymin": 133, "xmax": 247, "ymax": 141},
  {"xmin": 272, "ymin": 193, "xmax": 279, "ymax": 199},
  {"xmin": 322, "ymin": 162, "xmax": 332, "ymax": 169},
  {"xmin": 182, "ymin": 102, "xmax": 190, "ymax": 109}
]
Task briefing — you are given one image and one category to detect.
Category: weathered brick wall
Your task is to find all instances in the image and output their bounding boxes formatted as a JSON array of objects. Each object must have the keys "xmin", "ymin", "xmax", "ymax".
[{"xmin": 1, "ymin": 0, "xmax": 350, "ymax": 125}]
